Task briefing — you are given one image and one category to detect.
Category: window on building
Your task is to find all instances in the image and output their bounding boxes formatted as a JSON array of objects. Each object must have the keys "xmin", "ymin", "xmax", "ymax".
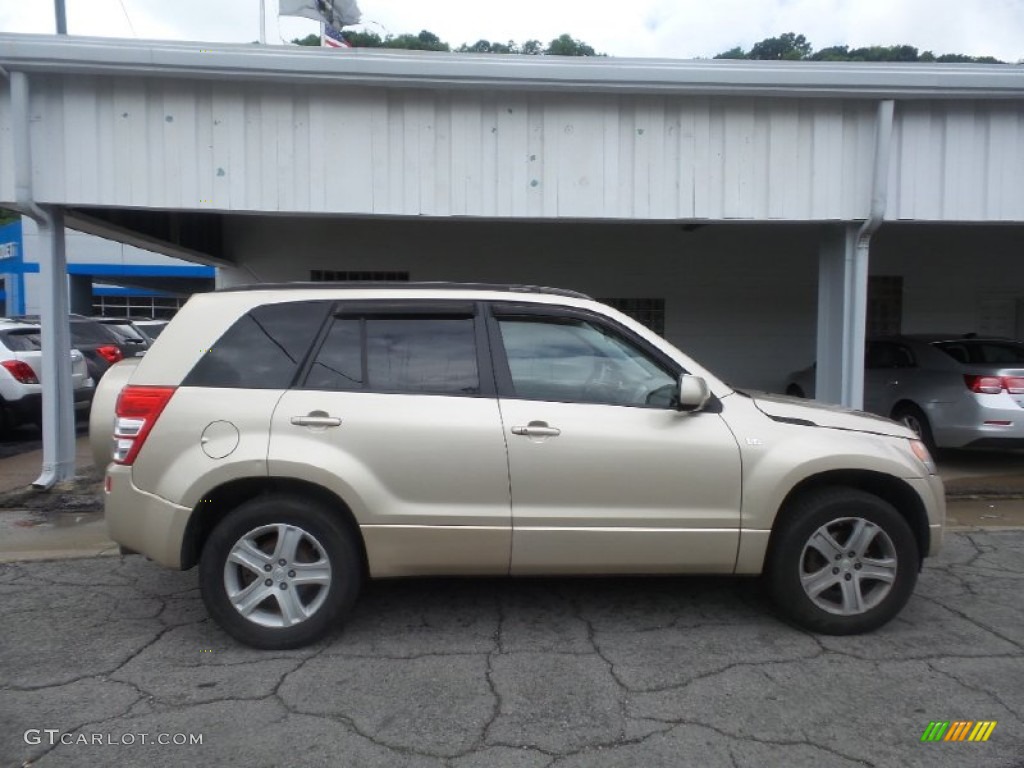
[
  {"xmin": 596, "ymin": 298, "xmax": 666, "ymax": 336},
  {"xmin": 93, "ymin": 294, "xmax": 187, "ymax": 319},
  {"xmin": 310, "ymin": 270, "xmax": 410, "ymax": 282},
  {"xmin": 867, "ymin": 277, "xmax": 903, "ymax": 337}
]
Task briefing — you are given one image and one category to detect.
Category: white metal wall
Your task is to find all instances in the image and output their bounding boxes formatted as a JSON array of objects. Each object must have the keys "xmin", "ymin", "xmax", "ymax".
[
  {"xmin": 4, "ymin": 74, "xmax": 1024, "ymax": 222},
  {"xmin": 890, "ymin": 102, "xmax": 1024, "ymax": 221}
]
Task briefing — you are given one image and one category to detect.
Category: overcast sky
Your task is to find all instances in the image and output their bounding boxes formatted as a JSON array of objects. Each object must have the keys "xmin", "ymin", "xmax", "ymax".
[{"xmin": 0, "ymin": 0, "xmax": 1021, "ymax": 62}]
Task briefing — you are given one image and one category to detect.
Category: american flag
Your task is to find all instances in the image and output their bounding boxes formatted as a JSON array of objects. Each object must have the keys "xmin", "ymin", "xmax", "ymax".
[{"xmin": 321, "ymin": 23, "xmax": 350, "ymax": 48}]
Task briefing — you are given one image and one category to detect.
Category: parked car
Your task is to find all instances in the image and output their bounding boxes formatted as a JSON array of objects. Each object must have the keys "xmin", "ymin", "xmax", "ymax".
[
  {"xmin": 95, "ymin": 283, "xmax": 944, "ymax": 649},
  {"xmin": 92, "ymin": 318, "xmax": 151, "ymax": 357},
  {"xmin": 786, "ymin": 335, "xmax": 1024, "ymax": 450},
  {"xmin": 0, "ymin": 319, "xmax": 94, "ymax": 432},
  {"xmin": 15, "ymin": 315, "xmax": 128, "ymax": 383}
]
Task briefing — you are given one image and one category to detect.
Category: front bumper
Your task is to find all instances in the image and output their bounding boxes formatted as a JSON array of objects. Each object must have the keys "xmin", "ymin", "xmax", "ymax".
[
  {"xmin": 105, "ymin": 464, "xmax": 192, "ymax": 569},
  {"xmin": 907, "ymin": 473, "xmax": 946, "ymax": 557}
]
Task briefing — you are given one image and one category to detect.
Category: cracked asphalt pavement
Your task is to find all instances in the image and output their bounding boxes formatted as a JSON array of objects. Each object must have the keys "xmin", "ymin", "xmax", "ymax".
[{"xmin": 1, "ymin": 530, "xmax": 1022, "ymax": 768}]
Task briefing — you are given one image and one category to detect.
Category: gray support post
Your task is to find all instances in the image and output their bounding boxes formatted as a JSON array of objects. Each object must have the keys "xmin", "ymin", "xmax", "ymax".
[
  {"xmin": 815, "ymin": 99, "xmax": 893, "ymax": 412},
  {"xmin": 34, "ymin": 207, "xmax": 76, "ymax": 488},
  {"xmin": 816, "ymin": 224, "xmax": 867, "ymax": 410}
]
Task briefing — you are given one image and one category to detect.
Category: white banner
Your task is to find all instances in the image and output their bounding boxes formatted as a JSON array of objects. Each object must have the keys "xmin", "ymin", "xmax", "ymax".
[{"xmin": 279, "ymin": 0, "xmax": 361, "ymax": 27}]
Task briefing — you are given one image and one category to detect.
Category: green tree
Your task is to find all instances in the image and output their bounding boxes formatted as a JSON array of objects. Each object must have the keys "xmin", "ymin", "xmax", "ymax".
[
  {"xmin": 457, "ymin": 39, "xmax": 516, "ymax": 54},
  {"xmin": 341, "ymin": 30, "xmax": 385, "ymax": 47},
  {"xmin": 713, "ymin": 46, "xmax": 747, "ymax": 60},
  {"xmin": 387, "ymin": 30, "xmax": 450, "ymax": 51},
  {"xmin": 936, "ymin": 52, "xmax": 1002, "ymax": 63},
  {"xmin": 717, "ymin": 34, "xmax": 1005, "ymax": 64},
  {"xmin": 545, "ymin": 33, "xmax": 598, "ymax": 56},
  {"xmin": 0, "ymin": 209, "xmax": 19, "ymax": 226},
  {"xmin": 291, "ymin": 33, "xmax": 320, "ymax": 46},
  {"xmin": 748, "ymin": 32, "xmax": 812, "ymax": 60}
]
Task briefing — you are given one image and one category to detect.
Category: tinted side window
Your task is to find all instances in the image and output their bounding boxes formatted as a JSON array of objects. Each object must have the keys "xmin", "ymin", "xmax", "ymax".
[
  {"xmin": 304, "ymin": 316, "xmax": 480, "ymax": 395},
  {"xmin": 367, "ymin": 318, "xmax": 478, "ymax": 394},
  {"xmin": 497, "ymin": 317, "xmax": 677, "ymax": 407},
  {"xmin": 184, "ymin": 301, "xmax": 330, "ymax": 389},
  {"xmin": 306, "ymin": 319, "xmax": 363, "ymax": 391},
  {"xmin": 0, "ymin": 330, "xmax": 42, "ymax": 352},
  {"xmin": 866, "ymin": 342, "xmax": 914, "ymax": 369},
  {"xmin": 936, "ymin": 341, "xmax": 1024, "ymax": 365},
  {"xmin": 70, "ymin": 321, "xmax": 123, "ymax": 345}
]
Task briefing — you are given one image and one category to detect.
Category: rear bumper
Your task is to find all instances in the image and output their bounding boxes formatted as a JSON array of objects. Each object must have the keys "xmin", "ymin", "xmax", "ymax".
[
  {"xmin": 105, "ymin": 464, "xmax": 192, "ymax": 569},
  {"xmin": 5, "ymin": 392, "xmax": 42, "ymax": 422},
  {"xmin": 928, "ymin": 397, "xmax": 1024, "ymax": 449},
  {"xmin": 5, "ymin": 387, "xmax": 94, "ymax": 424}
]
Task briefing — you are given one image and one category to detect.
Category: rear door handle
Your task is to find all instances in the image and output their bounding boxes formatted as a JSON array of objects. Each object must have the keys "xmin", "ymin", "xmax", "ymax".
[
  {"xmin": 291, "ymin": 414, "xmax": 342, "ymax": 428},
  {"xmin": 511, "ymin": 421, "xmax": 561, "ymax": 437}
]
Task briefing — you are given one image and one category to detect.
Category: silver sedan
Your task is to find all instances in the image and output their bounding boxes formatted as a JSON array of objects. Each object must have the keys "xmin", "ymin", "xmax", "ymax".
[{"xmin": 786, "ymin": 336, "xmax": 1024, "ymax": 450}]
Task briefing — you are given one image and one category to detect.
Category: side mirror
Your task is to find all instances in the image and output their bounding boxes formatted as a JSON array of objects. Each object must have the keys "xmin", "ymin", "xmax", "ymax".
[{"xmin": 677, "ymin": 374, "xmax": 710, "ymax": 413}]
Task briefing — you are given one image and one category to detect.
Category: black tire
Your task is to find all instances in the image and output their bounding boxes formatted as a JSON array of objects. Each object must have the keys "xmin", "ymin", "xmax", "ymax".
[
  {"xmin": 0, "ymin": 401, "xmax": 13, "ymax": 437},
  {"xmin": 199, "ymin": 494, "xmax": 362, "ymax": 649},
  {"xmin": 768, "ymin": 487, "xmax": 918, "ymax": 635},
  {"xmin": 785, "ymin": 385, "xmax": 805, "ymax": 398},
  {"xmin": 891, "ymin": 403, "xmax": 936, "ymax": 451}
]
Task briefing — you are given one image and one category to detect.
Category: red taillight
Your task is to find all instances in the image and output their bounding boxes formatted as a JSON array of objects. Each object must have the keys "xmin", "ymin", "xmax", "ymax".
[
  {"xmin": 965, "ymin": 375, "xmax": 1024, "ymax": 395},
  {"xmin": 112, "ymin": 386, "xmax": 176, "ymax": 466},
  {"xmin": 98, "ymin": 345, "xmax": 124, "ymax": 364},
  {"xmin": 1, "ymin": 360, "xmax": 39, "ymax": 384},
  {"xmin": 1005, "ymin": 377, "xmax": 1024, "ymax": 395}
]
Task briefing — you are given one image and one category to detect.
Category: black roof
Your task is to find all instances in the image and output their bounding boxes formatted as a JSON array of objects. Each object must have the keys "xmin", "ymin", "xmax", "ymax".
[{"xmin": 215, "ymin": 282, "xmax": 592, "ymax": 300}]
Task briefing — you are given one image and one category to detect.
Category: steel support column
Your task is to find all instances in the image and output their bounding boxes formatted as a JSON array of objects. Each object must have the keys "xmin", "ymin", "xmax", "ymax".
[
  {"xmin": 816, "ymin": 224, "xmax": 868, "ymax": 409},
  {"xmin": 815, "ymin": 100, "xmax": 893, "ymax": 411},
  {"xmin": 34, "ymin": 207, "xmax": 76, "ymax": 487}
]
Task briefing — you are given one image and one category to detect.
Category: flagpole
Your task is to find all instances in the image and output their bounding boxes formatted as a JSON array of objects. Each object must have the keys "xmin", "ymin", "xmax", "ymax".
[
  {"xmin": 55, "ymin": 0, "xmax": 67, "ymax": 34},
  {"xmin": 259, "ymin": 0, "xmax": 266, "ymax": 44}
]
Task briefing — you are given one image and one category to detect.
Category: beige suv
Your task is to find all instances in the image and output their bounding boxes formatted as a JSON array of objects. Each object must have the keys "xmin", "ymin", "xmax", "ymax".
[{"xmin": 97, "ymin": 284, "xmax": 945, "ymax": 649}]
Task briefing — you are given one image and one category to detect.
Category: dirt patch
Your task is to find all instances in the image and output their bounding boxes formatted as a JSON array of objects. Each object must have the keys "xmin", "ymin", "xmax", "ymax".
[{"xmin": 0, "ymin": 470, "xmax": 104, "ymax": 515}]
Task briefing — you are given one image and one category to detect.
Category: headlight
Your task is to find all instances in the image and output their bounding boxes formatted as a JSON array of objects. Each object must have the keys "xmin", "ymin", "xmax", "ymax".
[{"xmin": 909, "ymin": 439, "xmax": 937, "ymax": 475}]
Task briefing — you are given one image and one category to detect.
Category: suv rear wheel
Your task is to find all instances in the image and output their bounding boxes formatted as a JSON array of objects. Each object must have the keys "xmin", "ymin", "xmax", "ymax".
[
  {"xmin": 199, "ymin": 495, "xmax": 362, "ymax": 649},
  {"xmin": 768, "ymin": 487, "xmax": 918, "ymax": 635}
]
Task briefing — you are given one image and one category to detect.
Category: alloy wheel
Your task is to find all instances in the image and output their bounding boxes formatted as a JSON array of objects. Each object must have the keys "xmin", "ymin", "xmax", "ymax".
[
  {"xmin": 223, "ymin": 523, "xmax": 332, "ymax": 628},
  {"xmin": 798, "ymin": 517, "xmax": 898, "ymax": 616}
]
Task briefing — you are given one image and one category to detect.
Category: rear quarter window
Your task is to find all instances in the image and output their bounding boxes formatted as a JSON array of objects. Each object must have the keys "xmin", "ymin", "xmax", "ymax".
[
  {"xmin": 183, "ymin": 301, "xmax": 331, "ymax": 389},
  {"xmin": 69, "ymin": 321, "xmax": 124, "ymax": 345},
  {"xmin": 935, "ymin": 341, "xmax": 1024, "ymax": 365},
  {"xmin": 0, "ymin": 330, "xmax": 42, "ymax": 352}
]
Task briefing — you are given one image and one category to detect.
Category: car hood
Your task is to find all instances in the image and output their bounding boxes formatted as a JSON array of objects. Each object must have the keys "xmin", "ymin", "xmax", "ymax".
[{"xmin": 746, "ymin": 391, "xmax": 915, "ymax": 439}]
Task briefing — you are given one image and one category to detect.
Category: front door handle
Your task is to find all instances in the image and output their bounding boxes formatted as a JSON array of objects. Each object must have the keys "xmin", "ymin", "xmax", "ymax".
[
  {"xmin": 511, "ymin": 421, "xmax": 561, "ymax": 437},
  {"xmin": 291, "ymin": 413, "xmax": 342, "ymax": 428}
]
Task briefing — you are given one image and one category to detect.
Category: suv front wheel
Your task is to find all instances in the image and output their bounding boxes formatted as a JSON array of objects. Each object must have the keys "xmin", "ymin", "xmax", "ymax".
[
  {"xmin": 768, "ymin": 487, "xmax": 918, "ymax": 635},
  {"xmin": 199, "ymin": 495, "xmax": 362, "ymax": 649}
]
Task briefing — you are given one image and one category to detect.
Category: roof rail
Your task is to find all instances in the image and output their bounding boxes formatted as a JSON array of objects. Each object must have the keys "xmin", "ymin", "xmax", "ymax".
[{"xmin": 215, "ymin": 281, "xmax": 592, "ymax": 300}]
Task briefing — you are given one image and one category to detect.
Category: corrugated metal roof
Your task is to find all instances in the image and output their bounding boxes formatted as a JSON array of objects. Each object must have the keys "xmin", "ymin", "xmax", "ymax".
[{"xmin": 1, "ymin": 34, "xmax": 1023, "ymax": 99}]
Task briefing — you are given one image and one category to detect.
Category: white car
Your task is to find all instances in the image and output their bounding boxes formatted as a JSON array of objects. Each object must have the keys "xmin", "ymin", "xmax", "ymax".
[{"xmin": 0, "ymin": 320, "xmax": 95, "ymax": 432}]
